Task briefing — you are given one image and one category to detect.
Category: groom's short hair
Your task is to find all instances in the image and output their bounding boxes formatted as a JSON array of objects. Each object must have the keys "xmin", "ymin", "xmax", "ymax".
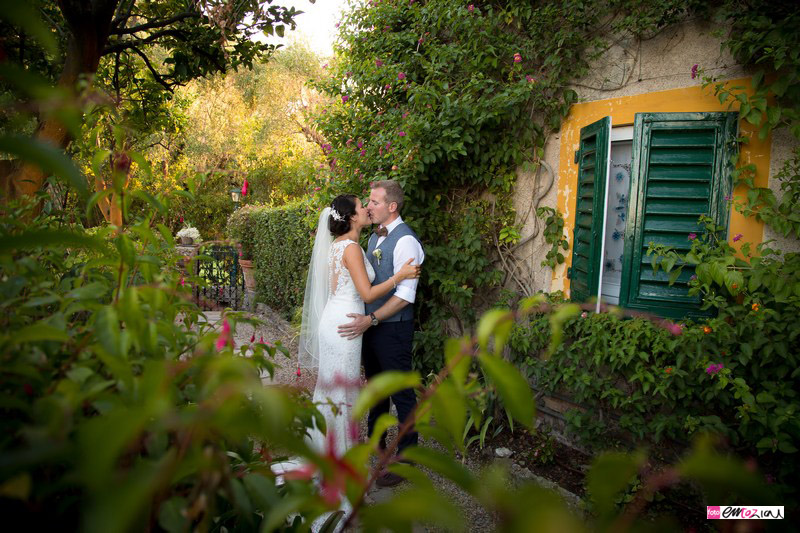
[{"xmin": 371, "ymin": 180, "xmax": 404, "ymax": 211}]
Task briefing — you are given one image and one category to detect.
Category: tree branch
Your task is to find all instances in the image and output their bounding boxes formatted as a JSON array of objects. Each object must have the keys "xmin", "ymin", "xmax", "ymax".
[
  {"xmin": 103, "ymin": 29, "xmax": 189, "ymax": 54},
  {"xmin": 111, "ymin": 11, "xmax": 200, "ymax": 35},
  {"xmin": 129, "ymin": 46, "xmax": 173, "ymax": 93}
]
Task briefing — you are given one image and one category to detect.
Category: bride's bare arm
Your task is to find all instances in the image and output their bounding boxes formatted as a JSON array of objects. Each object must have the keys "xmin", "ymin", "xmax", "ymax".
[{"xmin": 343, "ymin": 243, "xmax": 419, "ymax": 304}]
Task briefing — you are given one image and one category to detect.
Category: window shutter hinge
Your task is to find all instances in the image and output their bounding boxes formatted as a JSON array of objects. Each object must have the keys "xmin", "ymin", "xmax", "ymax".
[
  {"xmin": 567, "ymin": 267, "xmax": 572, "ymax": 279},
  {"xmin": 574, "ymin": 150, "xmax": 579, "ymax": 164}
]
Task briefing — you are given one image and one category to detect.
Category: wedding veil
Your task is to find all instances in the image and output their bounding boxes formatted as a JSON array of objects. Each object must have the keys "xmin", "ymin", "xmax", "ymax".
[{"xmin": 298, "ymin": 207, "xmax": 333, "ymax": 369}]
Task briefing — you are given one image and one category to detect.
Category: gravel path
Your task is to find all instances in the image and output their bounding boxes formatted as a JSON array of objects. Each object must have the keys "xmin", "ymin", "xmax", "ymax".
[{"xmin": 202, "ymin": 306, "xmax": 582, "ymax": 531}]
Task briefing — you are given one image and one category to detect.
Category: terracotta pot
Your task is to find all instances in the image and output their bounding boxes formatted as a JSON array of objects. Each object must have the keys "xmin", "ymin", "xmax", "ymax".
[
  {"xmin": 180, "ymin": 236, "xmax": 193, "ymax": 245},
  {"xmin": 239, "ymin": 259, "xmax": 256, "ymax": 290}
]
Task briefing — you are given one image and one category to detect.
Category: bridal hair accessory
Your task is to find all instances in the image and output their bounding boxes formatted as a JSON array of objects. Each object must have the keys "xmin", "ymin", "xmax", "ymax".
[{"xmin": 330, "ymin": 209, "xmax": 344, "ymax": 222}]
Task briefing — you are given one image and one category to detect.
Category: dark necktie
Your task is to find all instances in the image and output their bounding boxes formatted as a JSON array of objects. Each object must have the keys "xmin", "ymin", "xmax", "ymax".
[{"xmin": 374, "ymin": 226, "xmax": 388, "ymax": 237}]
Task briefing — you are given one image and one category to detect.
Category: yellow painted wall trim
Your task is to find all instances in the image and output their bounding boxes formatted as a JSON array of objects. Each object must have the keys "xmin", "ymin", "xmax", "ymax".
[{"xmin": 552, "ymin": 78, "xmax": 771, "ymax": 295}]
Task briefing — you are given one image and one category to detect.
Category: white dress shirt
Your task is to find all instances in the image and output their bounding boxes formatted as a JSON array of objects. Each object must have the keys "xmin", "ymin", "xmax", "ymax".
[{"xmin": 376, "ymin": 216, "xmax": 425, "ymax": 304}]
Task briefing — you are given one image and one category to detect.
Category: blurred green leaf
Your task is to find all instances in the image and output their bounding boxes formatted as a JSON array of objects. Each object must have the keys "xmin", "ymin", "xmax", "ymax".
[
  {"xmin": 477, "ymin": 353, "xmax": 535, "ymax": 429},
  {"xmin": 586, "ymin": 451, "xmax": 645, "ymax": 517},
  {"xmin": 0, "ymin": 135, "xmax": 88, "ymax": 199},
  {"xmin": 0, "ymin": 3, "xmax": 57, "ymax": 53},
  {"xmin": 353, "ymin": 371, "xmax": 420, "ymax": 419}
]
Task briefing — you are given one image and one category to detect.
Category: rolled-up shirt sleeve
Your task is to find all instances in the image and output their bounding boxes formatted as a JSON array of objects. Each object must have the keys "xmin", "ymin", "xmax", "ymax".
[{"xmin": 392, "ymin": 235, "xmax": 425, "ymax": 303}]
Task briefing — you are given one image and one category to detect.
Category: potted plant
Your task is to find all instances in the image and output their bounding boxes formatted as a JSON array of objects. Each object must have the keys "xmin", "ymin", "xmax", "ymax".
[
  {"xmin": 176, "ymin": 226, "xmax": 201, "ymax": 246},
  {"xmin": 227, "ymin": 206, "xmax": 257, "ymax": 290}
]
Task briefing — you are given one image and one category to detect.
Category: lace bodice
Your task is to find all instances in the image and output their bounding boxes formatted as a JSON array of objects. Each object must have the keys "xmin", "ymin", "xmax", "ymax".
[{"xmin": 329, "ymin": 239, "xmax": 375, "ymax": 300}]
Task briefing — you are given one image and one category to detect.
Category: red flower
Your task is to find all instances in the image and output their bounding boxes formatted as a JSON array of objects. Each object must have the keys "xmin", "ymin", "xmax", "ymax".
[
  {"xmin": 526, "ymin": 74, "xmax": 535, "ymax": 83},
  {"xmin": 375, "ymin": 59, "xmax": 383, "ymax": 67},
  {"xmin": 703, "ymin": 325, "xmax": 712, "ymax": 334},
  {"xmin": 733, "ymin": 233, "xmax": 743, "ymax": 242},
  {"xmin": 691, "ymin": 64, "xmax": 699, "ymax": 79},
  {"xmin": 341, "ymin": 95, "xmax": 349, "ymax": 103},
  {"xmin": 250, "ymin": 333, "xmax": 256, "ymax": 343},
  {"xmin": 397, "ymin": 72, "xmax": 406, "ymax": 80},
  {"xmin": 241, "ymin": 179, "xmax": 249, "ymax": 196},
  {"xmin": 398, "ymin": 131, "xmax": 406, "ymax": 137},
  {"xmin": 665, "ymin": 367, "xmax": 672, "ymax": 375},
  {"xmin": 513, "ymin": 53, "xmax": 522, "ymax": 63},
  {"xmin": 468, "ymin": 4, "xmax": 475, "ymax": 12}
]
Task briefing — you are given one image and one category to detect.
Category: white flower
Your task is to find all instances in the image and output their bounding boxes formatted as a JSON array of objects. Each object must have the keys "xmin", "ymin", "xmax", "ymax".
[
  {"xmin": 372, "ymin": 249, "xmax": 382, "ymax": 265},
  {"xmin": 176, "ymin": 227, "xmax": 201, "ymax": 242}
]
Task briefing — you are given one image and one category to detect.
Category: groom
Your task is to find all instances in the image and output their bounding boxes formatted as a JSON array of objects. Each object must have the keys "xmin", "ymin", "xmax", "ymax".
[{"xmin": 338, "ymin": 180, "xmax": 424, "ymax": 487}]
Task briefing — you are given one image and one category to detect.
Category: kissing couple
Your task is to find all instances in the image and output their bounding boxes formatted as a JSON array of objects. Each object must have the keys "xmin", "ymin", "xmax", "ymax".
[{"xmin": 299, "ymin": 179, "xmax": 425, "ymax": 489}]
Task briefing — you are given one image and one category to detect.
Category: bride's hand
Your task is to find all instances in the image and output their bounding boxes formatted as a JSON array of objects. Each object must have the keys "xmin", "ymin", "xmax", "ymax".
[{"xmin": 396, "ymin": 258, "xmax": 421, "ymax": 281}]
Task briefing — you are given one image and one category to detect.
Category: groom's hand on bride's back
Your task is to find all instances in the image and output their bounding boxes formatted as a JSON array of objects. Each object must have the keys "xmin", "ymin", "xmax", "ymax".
[{"xmin": 338, "ymin": 313, "xmax": 371, "ymax": 339}]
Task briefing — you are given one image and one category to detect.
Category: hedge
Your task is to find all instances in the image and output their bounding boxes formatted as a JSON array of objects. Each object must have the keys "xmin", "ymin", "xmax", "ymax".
[{"xmin": 236, "ymin": 201, "xmax": 315, "ymax": 313}]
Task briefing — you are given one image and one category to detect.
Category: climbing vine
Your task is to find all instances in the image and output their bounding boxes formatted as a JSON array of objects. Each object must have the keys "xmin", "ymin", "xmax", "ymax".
[{"xmin": 305, "ymin": 0, "xmax": 704, "ymax": 373}]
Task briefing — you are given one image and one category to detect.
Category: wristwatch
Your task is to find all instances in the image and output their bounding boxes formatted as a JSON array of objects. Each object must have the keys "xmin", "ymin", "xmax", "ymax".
[{"xmin": 369, "ymin": 312, "xmax": 379, "ymax": 327}]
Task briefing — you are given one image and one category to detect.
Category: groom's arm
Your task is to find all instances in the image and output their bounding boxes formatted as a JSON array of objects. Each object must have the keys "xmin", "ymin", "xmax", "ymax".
[
  {"xmin": 338, "ymin": 296, "xmax": 410, "ymax": 340},
  {"xmin": 338, "ymin": 235, "xmax": 424, "ymax": 340}
]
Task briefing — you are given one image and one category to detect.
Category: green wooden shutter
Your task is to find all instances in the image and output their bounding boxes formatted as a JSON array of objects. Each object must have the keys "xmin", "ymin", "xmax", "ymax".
[
  {"xmin": 619, "ymin": 112, "xmax": 737, "ymax": 318},
  {"xmin": 569, "ymin": 117, "xmax": 610, "ymax": 302}
]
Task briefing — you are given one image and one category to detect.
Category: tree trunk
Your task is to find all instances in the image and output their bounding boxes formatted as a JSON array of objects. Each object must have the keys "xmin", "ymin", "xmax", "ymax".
[{"xmin": 4, "ymin": 0, "xmax": 118, "ymax": 199}]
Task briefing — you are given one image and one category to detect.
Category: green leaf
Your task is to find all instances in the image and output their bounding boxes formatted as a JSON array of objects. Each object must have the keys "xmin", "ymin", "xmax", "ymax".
[
  {"xmin": 587, "ymin": 451, "xmax": 645, "ymax": 517},
  {"xmin": 14, "ymin": 323, "xmax": 69, "ymax": 344},
  {"xmin": 0, "ymin": 3, "xmax": 57, "ymax": 53},
  {"xmin": 430, "ymin": 379, "xmax": 467, "ymax": 450},
  {"xmin": 360, "ymin": 484, "xmax": 464, "ymax": 531},
  {"xmin": 0, "ymin": 230, "xmax": 109, "ymax": 255},
  {"xmin": 0, "ymin": 135, "xmax": 88, "ymax": 199},
  {"xmin": 444, "ymin": 337, "xmax": 471, "ymax": 389},
  {"xmin": 477, "ymin": 353, "xmax": 535, "ymax": 429},
  {"xmin": 353, "ymin": 371, "xmax": 420, "ymax": 419},
  {"xmin": 477, "ymin": 308, "xmax": 513, "ymax": 352}
]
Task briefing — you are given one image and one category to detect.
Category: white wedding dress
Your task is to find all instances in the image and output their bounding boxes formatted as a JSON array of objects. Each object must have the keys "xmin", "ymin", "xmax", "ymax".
[{"xmin": 308, "ymin": 239, "xmax": 375, "ymax": 456}]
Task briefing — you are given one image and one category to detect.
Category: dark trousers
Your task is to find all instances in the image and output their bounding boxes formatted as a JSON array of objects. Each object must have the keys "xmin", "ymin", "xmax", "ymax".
[{"xmin": 362, "ymin": 320, "xmax": 418, "ymax": 453}]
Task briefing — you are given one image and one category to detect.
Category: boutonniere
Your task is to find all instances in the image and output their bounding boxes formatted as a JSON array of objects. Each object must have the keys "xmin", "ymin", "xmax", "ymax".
[{"xmin": 372, "ymin": 249, "xmax": 382, "ymax": 266}]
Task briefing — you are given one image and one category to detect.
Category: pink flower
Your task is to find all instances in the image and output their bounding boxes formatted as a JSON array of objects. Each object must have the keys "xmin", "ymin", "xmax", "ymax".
[
  {"xmin": 705, "ymin": 363, "xmax": 723, "ymax": 375},
  {"xmin": 397, "ymin": 72, "xmax": 406, "ymax": 80},
  {"xmin": 259, "ymin": 335, "xmax": 264, "ymax": 343},
  {"xmin": 581, "ymin": 311, "xmax": 588, "ymax": 318},
  {"xmin": 664, "ymin": 321, "xmax": 683, "ymax": 336},
  {"xmin": 398, "ymin": 131, "xmax": 406, "ymax": 137},
  {"xmin": 385, "ymin": 84, "xmax": 391, "ymax": 90},
  {"xmin": 468, "ymin": 4, "xmax": 475, "ymax": 12},
  {"xmin": 341, "ymin": 95, "xmax": 349, "ymax": 103},
  {"xmin": 526, "ymin": 74, "xmax": 535, "ymax": 83},
  {"xmin": 215, "ymin": 335, "xmax": 228, "ymax": 351},
  {"xmin": 360, "ymin": 149, "xmax": 366, "ymax": 156},
  {"xmin": 357, "ymin": 140, "xmax": 364, "ymax": 149},
  {"xmin": 335, "ymin": 22, "xmax": 340, "ymax": 28},
  {"xmin": 180, "ymin": 216, "xmax": 184, "ymax": 223},
  {"xmin": 733, "ymin": 233, "xmax": 743, "ymax": 242},
  {"xmin": 222, "ymin": 319, "xmax": 231, "ymax": 335},
  {"xmin": 314, "ymin": 186, "xmax": 321, "ymax": 191},
  {"xmin": 688, "ymin": 233, "xmax": 697, "ymax": 240},
  {"xmin": 250, "ymin": 333, "xmax": 256, "ymax": 343},
  {"xmin": 322, "ymin": 63, "xmax": 328, "ymax": 69},
  {"xmin": 296, "ymin": 366, "xmax": 302, "ymax": 377},
  {"xmin": 691, "ymin": 64, "xmax": 699, "ymax": 79},
  {"xmin": 402, "ymin": 111, "xmax": 409, "ymax": 119},
  {"xmin": 513, "ymin": 53, "xmax": 522, "ymax": 63},
  {"xmin": 346, "ymin": 138, "xmax": 353, "ymax": 146},
  {"xmin": 375, "ymin": 59, "xmax": 383, "ymax": 67},
  {"xmin": 418, "ymin": 37, "xmax": 424, "ymax": 44}
]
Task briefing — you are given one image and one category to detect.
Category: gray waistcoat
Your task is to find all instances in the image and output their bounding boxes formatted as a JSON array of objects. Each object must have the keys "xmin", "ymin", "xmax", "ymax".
[{"xmin": 365, "ymin": 222, "xmax": 422, "ymax": 322}]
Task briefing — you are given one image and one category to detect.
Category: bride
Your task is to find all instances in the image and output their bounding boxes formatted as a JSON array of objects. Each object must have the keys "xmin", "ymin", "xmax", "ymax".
[{"xmin": 299, "ymin": 194, "xmax": 420, "ymax": 457}]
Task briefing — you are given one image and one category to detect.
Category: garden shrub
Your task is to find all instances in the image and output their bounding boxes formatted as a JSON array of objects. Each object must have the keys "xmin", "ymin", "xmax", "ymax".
[
  {"xmin": 247, "ymin": 201, "xmax": 316, "ymax": 313},
  {"xmin": 509, "ymin": 278, "xmax": 800, "ymax": 486}
]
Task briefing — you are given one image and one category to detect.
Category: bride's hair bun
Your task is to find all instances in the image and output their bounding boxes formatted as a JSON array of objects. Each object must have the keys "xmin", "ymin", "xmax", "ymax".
[{"xmin": 329, "ymin": 194, "xmax": 358, "ymax": 236}]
